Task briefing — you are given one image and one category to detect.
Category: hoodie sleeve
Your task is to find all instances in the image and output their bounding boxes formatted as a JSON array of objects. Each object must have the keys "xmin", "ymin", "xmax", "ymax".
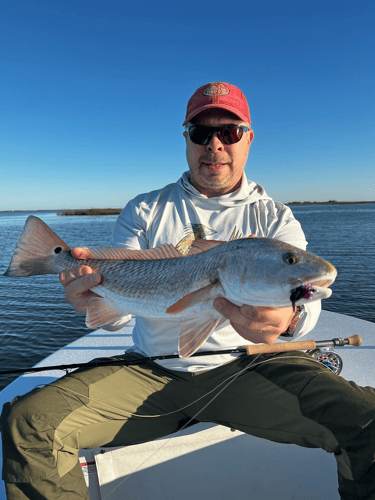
[
  {"xmin": 112, "ymin": 195, "xmax": 151, "ymax": 250},
  {"xmin": 257, "ymin": 200, "xmax": 308, "ymax": 249}
]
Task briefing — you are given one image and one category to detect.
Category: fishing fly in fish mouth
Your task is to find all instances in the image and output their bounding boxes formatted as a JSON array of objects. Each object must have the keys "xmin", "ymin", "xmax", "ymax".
[
  {"xmin": 290, "ymin": 283, "xmax": 316, "ymax": 304},
  {"xmin": 4, "ymin": 216, "xmax": 337, "ymax": 357}
]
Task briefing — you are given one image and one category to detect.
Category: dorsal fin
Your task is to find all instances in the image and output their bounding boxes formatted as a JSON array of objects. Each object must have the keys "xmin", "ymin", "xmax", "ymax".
[
  {"xmin": 186, "ymin": 239, "xmax": 225, "ymax": 255},
  {"xmin": 73, "ymin": 244, "xmax": 184, "ymax": 261},
  {"xmin": 73, "ymin": 240, "xmax": 228, "ymax": 261}
]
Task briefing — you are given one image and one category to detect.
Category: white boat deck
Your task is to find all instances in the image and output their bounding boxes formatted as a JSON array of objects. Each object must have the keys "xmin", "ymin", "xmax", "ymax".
[{"xmin": 1, "ymin": 311, "xmax": 374, "ymax": 499}]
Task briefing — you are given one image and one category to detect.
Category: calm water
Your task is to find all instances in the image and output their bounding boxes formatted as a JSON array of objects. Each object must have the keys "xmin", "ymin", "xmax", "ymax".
[{"xmin": 0, "ymin": 205, "xmax": 374, "ymax": 390}]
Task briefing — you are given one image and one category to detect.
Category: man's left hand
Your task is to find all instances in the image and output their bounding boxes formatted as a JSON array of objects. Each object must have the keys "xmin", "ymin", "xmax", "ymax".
[{"xmin": 213, "ymin": 298, "xmax": 295, "ymax": 344}]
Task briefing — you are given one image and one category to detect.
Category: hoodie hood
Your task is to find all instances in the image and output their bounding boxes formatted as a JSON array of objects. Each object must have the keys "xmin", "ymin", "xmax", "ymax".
[{"xmin": 177, "ymin": 171, "xmax": 272, "ymax": 208}]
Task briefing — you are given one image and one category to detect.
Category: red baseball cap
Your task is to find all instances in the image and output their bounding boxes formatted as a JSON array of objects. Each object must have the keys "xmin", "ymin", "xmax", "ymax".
[{"xmin": 183, "ymin": 82, "xmax": 251, "ymax": 126}]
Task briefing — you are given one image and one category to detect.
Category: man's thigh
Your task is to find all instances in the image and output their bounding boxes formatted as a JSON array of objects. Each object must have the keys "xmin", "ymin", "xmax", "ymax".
[
  {"xmin": 195, "ymin": 351, "xmax": 372, "ymax": 453},
  {"xmin": 2, "ymin": 354, "xmax": 195, "ymax": 481},
  {"xmin": 52, "ymin": 354, "xmax": 195, "ymax": 450}
]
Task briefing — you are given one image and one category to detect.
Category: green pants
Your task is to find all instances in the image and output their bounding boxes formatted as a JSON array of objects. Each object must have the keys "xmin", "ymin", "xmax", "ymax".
[{"xmin": 2, "ymin": 351, "xmax": 375, "ymax": 499}]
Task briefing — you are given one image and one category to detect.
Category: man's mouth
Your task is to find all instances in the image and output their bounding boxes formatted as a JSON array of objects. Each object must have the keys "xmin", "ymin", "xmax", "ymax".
[{"xmin": 203, "ymin": 163, "xmax": 227, "ymax": 170}]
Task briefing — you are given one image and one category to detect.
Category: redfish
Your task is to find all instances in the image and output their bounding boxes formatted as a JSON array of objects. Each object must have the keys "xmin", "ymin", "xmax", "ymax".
[{"xmin": 4, "ymin": 216, "xmax": 337, "ymax": 357}]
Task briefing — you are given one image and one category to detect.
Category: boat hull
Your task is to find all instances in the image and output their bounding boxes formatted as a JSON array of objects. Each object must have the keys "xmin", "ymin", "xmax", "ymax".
[{"xmin": 1, "ymin": 311, "xmax": 374, "ymax": 500}]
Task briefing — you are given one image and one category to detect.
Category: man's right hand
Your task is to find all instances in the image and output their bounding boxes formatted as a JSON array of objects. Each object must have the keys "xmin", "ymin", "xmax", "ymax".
[{"xmin": 59, "ymin": 264, "xmax": 102, "ymax": 312}]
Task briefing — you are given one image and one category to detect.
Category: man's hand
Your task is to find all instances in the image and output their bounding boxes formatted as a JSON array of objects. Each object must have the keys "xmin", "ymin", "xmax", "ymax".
[
  {"xmin": 213, "ymin": 298, "xmax": 295, "ymax": 344},
  {"xmin": 59, "ymin": 248, "xmax": 102, "ymax": 312}
]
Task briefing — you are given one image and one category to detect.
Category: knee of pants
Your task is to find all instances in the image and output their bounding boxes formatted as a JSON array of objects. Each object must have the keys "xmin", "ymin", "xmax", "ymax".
[
  {"xmin": 316, "ymin": 382, "xmax": 375, "ymax": 449},
  {"xmin": 299, "ymin": 374, "xmax": 375, "ymax": 481},
  {"xmin": 2, "ymin": 386, "xmax": 71, "ymax": 440},
  {"xmin": 1, "ymin": 386, "xmax": 76, "ymax": 482}
]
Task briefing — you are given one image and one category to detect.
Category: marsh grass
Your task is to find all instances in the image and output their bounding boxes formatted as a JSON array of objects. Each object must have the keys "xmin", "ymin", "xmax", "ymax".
[{"xmin": 59, "ymin": 208, "xmax": 122, "ymax": 216}]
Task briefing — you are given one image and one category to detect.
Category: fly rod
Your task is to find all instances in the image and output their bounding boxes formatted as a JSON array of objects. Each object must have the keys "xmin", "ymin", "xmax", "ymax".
[
  {"xmin": 0, "ymin": 335, "xmax": 362, "ymax": 377},
  {"xmin": 245, "ymin": 334, "xmax": 362, "ymax": 355}
]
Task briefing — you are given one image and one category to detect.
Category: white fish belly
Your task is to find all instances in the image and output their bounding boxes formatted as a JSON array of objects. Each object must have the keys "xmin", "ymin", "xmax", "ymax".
[{"xmin": 93, "ymin": 285, "xmax": 220, "ymax": 321}]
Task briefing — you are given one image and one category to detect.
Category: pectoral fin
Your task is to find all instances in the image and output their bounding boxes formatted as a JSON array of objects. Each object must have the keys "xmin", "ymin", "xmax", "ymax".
[
  {"xmin": 178, "ymin": 316, "xmax": 226, "ymax": 358},
  {"xmin": 166, "ymin": 282, "xmax": 221, "ymax": 314},
  {"xmin": 86, "ymin": 297, "xmax": 126, "ymax": 328}
]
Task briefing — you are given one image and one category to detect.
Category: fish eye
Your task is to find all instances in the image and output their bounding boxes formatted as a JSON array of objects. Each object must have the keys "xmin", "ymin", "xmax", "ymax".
[
  {"xmin": 283, "ymin": 253, "xmax": 298, "ymax": 265},
  {"xmin": 54, "ymin": 247, "xmax": 62, "ymax": 254}
]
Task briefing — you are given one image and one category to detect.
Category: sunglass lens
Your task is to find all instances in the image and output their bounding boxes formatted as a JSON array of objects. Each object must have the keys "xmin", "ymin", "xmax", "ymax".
[
  {"xmin": 189, "ymin": 127, "xmax": 212, "ymax": 145},
  {"xmin": 188, "ymin": 126, "xmax": 244, "ymax": 145},
  {"xmin": 219, "ymin": 127, "xmax": 243, "ymax": 144}
]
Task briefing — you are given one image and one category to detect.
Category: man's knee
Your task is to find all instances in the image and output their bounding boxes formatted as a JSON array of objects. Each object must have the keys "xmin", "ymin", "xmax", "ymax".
[
  {"xmin": 1, "ymin": 386, "xmax": 77, "ymax": 482},
  {"xmin": 299, "ymin": 374, "xmax": 375, "ymax": 440},
  {"xmin": 2, "ymin": 385, "xmax": 72, "ymax": 435}
]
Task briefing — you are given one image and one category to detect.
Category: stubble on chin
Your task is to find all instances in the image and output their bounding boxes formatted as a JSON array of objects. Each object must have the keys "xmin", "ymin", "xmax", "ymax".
[
  {"xmin": 202, "ymin": 171, "xmax": 231, "ymax": 188},
  {"xmin": 190, "ymin": 166, "xmax": 242, "ymax": 196}
]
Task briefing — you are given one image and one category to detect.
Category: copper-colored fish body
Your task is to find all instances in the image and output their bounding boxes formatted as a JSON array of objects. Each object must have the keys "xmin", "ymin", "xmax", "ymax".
[{"xmin": 4, "ymin": 216, "xmax": 337, "ymax": 357}]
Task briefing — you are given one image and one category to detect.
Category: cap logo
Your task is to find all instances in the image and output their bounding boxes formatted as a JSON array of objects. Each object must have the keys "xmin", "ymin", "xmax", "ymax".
[{"xmin": 203, "ymin": 83, "xmax": 230, "ymax": 96}]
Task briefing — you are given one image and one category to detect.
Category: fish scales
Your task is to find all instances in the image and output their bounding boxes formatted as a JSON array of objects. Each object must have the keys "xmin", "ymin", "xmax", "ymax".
[
  {"xmin": 4, "ymin": 216, "xmax": 337, "ymax": 357},
  {"xmin": 88, "ymin": 253, "xmax": 219, "ymax": 300}
]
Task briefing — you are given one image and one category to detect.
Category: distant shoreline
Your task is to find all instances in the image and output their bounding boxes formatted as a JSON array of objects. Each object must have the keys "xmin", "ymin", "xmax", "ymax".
[
  {"xmin": 1, "ymin": 201, "xmax": 374, "ymax": 215},
  {"xmin": 286, "ymin": 200, "xmax": 375, "ymax": 206},
  {"xmin": 54, "ymin": 201, "xmax": 375, "ymax": 215},
  {"xmin": 58, "ymin": 208, "xmax": 123, "ymax": 216}
]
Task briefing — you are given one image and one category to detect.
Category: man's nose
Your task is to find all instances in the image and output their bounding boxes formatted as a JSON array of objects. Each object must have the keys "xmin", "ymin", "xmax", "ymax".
[{"xmin": 206, "ymin": 133, "xmax": 224, "ymax": 152}]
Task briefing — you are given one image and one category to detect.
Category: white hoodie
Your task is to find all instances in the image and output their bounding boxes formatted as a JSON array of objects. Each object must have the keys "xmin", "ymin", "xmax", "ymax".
[{"xmin": 111, "ymin": 172, "xmax": 321, "ymax": 372}]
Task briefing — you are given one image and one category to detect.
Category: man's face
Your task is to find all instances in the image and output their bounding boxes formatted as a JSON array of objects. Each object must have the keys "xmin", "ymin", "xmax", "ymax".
[{"xmin": 183, "ymin": 108, "xmax": 254, "ymax": 198}]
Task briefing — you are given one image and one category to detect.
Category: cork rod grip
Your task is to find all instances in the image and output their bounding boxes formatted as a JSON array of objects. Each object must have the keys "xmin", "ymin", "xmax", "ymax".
[
  {"xmin": 347, "ymin": 334, "xmax": 362, "ymax": 346},
  {"xmin": 245, "ymin": 339, "xmax": 316, "ymax": 355},
  {"xmin": 245, "ymin": 334, "xmax": 363, "ymax": 355}
]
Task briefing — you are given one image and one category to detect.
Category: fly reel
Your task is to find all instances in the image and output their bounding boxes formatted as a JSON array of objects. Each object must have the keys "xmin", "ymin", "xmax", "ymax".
[{"xmin": 308, "ymin": 348, "xmax": 343, "ymax": 375}]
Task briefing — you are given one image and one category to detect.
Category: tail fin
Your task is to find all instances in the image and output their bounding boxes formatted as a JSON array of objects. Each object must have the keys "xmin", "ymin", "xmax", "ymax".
[{"xmin": 4, "ymin": 216, "xmax": 71, "ymax": 277}]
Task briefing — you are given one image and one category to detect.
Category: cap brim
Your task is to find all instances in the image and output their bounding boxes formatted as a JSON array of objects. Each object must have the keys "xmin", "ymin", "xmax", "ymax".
[{"xmin": 182, "ymin": 103, "xmax": 250, "ymax": 126}]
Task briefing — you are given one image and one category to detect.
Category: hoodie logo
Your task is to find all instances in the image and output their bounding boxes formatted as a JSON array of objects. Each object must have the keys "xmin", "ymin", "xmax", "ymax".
[
  {"xmin": 174, "ymin": 225, "xmax": 243, "ymax": 256},
  {"xmin": 175, "ymin": 224, "xmax": 216, "ymax": 256},
  {"xmin": 203, "ymin": 83, "xmax": 230, "ymax": 96}
]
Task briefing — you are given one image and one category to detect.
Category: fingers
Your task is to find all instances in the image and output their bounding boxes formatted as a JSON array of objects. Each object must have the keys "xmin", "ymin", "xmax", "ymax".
[
  {"xmin": 213, "ymin": 298, "xmax": 295, "ymax": 344},
  {"xmin": 71, "ymin": 247, "xmax": 115, "ymax": 259},
  {"xmin": 59, "ymin": 266, "xmax": 102, "ymax": 312},
  {"xmin": 213, "ymin": 298, "xmax": 252, "ymax": 327},
  {"xmin": 72, "ymin": 246, "xmax": 130, "ymax": 260},
  {"xmin": 71, "ymin": 247, "xmax": 92, "ymax": 259},
  {"xmin": 59, "ymin": 265, "xmax": 99, "ymax": 286}
]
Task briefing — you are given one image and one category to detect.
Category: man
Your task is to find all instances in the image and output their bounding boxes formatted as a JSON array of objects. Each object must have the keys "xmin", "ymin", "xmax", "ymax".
[{"xmin": 1, "ymin": 82, "xmax": 375, "ymax": 500}]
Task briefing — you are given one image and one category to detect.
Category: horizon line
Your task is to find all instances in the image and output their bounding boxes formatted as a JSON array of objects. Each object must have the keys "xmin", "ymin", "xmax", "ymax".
[{"xmin": 1, "ymin": 200, "xmax": 375, "ymax": 213}]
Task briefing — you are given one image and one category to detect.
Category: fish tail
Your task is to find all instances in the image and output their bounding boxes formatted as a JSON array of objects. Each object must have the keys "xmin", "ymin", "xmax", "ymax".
[{"xmin": 4, "ymin": 216, "xmax": 71, "ymax": 277}]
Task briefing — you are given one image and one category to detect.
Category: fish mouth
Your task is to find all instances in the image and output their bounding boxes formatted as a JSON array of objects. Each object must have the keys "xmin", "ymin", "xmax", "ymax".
[
  {"xmin": 290, "ymin": 272, "xmax": 337, "ymax": 304},
  {"xmin": 308, "ymin": 278, "xmax": 333, "ymax": 288},
  {"xmin": 290, "ymin": 283, "xmax": 325, "ymax": 304}
]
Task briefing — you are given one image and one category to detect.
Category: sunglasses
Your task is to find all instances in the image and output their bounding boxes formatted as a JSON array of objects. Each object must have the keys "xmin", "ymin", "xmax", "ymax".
[{"xmin": 187, "ymin": 125, "xmax": 250, "ymax": 146}]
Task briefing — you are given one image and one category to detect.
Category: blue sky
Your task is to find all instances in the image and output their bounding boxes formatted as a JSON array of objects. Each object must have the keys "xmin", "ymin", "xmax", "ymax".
[{"xmin": 0, "ymin": 0, "xmax": 374, "ymax": 210}]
